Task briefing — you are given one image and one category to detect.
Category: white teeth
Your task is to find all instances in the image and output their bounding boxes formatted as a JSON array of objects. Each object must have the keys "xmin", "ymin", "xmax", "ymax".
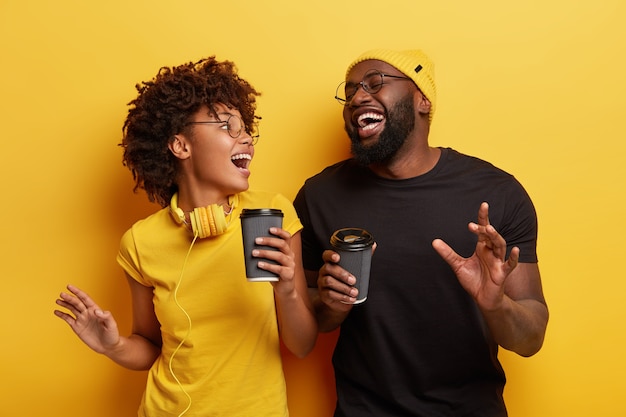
[
  {"xmin": 231, "ymin": 153, "xmax": 251, "ymax": 169},
  {"xmin": 357, "ymin": 112, "xmax": 384, "ymax": 127}
]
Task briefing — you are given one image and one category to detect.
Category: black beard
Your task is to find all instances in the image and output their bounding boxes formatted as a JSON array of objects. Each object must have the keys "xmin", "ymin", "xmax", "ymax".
[{"xmin": 347, "ymin": 95, "xmax": 416, "ymax": 166}]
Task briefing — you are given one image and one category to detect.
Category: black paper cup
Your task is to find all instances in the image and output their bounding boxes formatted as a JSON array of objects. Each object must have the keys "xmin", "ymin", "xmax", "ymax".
[
  {"xmin": 240, "ymin": 209, "xmax": 284, "ymax": 281},
  {"xmin": 330, "ymin": 228, "xmax": 374, "ymax": 304}
]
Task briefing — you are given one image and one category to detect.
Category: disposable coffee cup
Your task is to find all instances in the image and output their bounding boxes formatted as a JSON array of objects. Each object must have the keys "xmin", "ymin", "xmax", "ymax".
[
  {"xmin": 240, "ymin": 208, "xmax": 284, "ymax": 282},
  {"xmin": 330, "ymin": 228, "xmax": 374, "ymax": 304}
]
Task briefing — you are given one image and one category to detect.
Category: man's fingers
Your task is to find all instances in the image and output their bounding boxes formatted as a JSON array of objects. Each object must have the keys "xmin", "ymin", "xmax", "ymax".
[
  {"xmin": 504, "ymin": 247, "xmax": 520, "ymax": 274},
  {"xmin": 322, "ymin": 249, "xmax": 340, "ymax": 264},
  {"xmin": 482, "ymin": 224, "xmax": 508, "ymax": 260},
  {"xmin": 320, "ymin": 276, "xmax": 358, "ymax": 305},
  {"xmin": 476, "ymin": 202, "xmax": 490, "ymax": 226},
  {"xmin": 432, "ymin": 239, "xmax": 460, "ymax": 268}
]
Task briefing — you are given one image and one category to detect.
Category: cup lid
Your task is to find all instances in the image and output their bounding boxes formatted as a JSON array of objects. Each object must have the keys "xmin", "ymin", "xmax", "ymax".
[
  {"xmin": 240, "ymin": 208, "xmax": 284, "ymax": 218},
  {"xmin": 330, "ymin": 228, "xmax": 374, "ymax": 250}
]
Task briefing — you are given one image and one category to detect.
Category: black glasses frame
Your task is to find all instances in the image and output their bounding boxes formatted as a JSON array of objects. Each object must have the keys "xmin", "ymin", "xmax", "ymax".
[
  {"xmin": 185, "ymin": 114, "xmax": 259, "ymax": 145},
  {"xmin": 335, "ymin": 69, "xmax": 412, "ymax": 105}
]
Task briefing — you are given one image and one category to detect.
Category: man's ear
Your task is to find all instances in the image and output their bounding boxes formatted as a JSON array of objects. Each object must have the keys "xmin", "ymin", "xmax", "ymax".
[
  {"xmin": 168, "ymin": 135, "xmax": 191, "ymax": 160},
  {"xmin": 416, "ymin": 91, "xmax": 432, "ymax": 117}
]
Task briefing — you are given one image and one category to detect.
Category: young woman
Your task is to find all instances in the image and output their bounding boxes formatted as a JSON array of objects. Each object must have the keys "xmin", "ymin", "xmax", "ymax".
[{"xmin": 54, "ymin": 57, "xmax": 317, "ymax": 417}]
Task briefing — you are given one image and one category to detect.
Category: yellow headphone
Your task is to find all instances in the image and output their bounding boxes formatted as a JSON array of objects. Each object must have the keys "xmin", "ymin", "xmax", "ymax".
[{"xmin": 169, "ymin": 193, "xmax": 238, "ymax": 238}]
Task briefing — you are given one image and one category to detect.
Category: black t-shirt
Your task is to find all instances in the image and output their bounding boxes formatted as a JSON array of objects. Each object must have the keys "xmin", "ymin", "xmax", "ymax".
[{"xmin": 294, "ymin": 148, "xmax": 538, "ymax": 417}]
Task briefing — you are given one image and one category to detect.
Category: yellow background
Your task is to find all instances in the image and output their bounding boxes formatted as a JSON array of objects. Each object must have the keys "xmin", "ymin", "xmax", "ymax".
[{"xmin": 1, "ymin": 0, "xmax": 624, "ymax": 416}]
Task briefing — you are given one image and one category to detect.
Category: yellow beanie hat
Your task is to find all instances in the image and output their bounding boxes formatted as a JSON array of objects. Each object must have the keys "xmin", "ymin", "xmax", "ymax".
[{"xmin": 346, "ymin": 49, "xmax": 436, "ymax": 122}]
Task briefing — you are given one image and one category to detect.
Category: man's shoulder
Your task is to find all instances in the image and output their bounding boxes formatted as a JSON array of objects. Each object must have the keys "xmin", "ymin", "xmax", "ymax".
[{"xmin": 441, "ymin": 147, "xmax": 513, "ymax": 177}]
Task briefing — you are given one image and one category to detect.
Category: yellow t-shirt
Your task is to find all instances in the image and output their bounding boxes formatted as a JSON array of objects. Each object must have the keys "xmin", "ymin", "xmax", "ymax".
[{"xmin": 117, "ymin": 190, "xmax": 303, "ymax": 417}]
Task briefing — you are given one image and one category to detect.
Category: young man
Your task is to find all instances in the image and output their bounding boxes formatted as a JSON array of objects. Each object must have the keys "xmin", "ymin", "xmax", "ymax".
[
  {"xmin": 294, "ymin": 49, "xmax": 548, "ymax": 416},
  {"xmin": 55, "ymin": 57, "xmax": 317, "ymax": 417}
]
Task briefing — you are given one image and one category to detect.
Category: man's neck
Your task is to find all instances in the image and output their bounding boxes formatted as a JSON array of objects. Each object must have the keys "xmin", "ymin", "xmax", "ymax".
[{"xmin": 369, "ymin": 146, "xmax": 441, "ymax": 179}]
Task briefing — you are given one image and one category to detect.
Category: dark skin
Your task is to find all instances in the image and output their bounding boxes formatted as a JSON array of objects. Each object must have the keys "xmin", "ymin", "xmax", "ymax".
[
  {"xmin": 55, "ymin": 105, "xmax": 318, "ymax": 371},
  {"xmin": 307, "ymin": 60, "xmax": 548, "ymax": 357}
]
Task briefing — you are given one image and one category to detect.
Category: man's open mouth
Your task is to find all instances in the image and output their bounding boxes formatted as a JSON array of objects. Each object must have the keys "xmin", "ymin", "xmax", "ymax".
[{"xmin": 357, "ymin": 112, "xmax": 384, "ymax": 130}]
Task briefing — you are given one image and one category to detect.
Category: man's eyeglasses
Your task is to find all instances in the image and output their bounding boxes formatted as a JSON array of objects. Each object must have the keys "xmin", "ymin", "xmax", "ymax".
[
  {"xmin": 185, "ymin": 114, "xmax": 260, "ymax": 145},
  {"xmin": 335, "ymin": 69, "xmax": 412, "ymax": 105}
]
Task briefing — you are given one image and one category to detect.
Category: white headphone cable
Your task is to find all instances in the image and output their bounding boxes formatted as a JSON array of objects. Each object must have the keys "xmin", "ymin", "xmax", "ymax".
[{"xmin": 168, "ymin": 233, "xmax": 198, "ymax": 416}]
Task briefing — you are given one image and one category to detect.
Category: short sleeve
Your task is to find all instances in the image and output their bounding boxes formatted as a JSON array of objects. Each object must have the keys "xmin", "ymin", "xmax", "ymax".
[{"xmin": 116, "ymin": 227, "xmax": 149, "ymax": 286}]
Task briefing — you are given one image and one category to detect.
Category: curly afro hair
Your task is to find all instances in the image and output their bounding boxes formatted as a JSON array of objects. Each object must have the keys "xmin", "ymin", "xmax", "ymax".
[{"xmin": 120, "ymin": 56, "xmax": 261, "ymax": 207}]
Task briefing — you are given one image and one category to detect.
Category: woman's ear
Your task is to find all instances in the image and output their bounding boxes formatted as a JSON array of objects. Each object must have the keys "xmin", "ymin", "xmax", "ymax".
[{"xmin": 168, "ymin": 135, "xmax": 191, "ymax": 160}]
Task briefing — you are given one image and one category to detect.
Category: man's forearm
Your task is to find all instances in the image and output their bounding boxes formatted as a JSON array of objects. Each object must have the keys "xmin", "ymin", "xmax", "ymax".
[{"xmin": 481, "ymin": 296, "xmax": 549, "ymax": 357}]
